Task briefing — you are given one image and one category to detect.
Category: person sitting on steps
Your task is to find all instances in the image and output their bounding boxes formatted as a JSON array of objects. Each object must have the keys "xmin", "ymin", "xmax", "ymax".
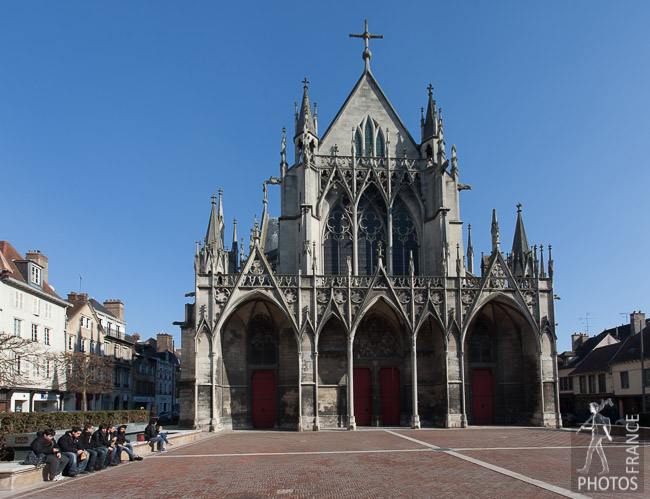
[
  {"xmin": 57, "ymin": 427, "xmax": 89, "ymax": 476},
  {"xmin": 31, "ymin": 429, "xmax": 69, "ymax": 482},
  {"xmin": 115, "ymin": 425, "xmax": 143, "ymax": 462},
  {"xmin": 144, "ymin": 418, "xmax": 172, "ymax": 452}
]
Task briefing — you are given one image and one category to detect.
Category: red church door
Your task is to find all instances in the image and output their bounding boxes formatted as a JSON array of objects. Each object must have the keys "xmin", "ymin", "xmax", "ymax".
[
  {"xmin": 472, "ymin": 369, "xmax": 494, "ymax": 424},
  {"xmin": 353, "ymin": 368, "xmax": 372, "ymax": 426},
  {"xmin": 252, "ymin": 370, "xmax": 276, "ymax": 428},
  {"xmin": 379, "ymin": 368, "xmax": 400, "ymax": 426}
]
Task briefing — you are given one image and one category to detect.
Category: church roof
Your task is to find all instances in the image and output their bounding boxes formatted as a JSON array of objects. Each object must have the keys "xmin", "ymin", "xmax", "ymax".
[{"xmin": 319, "ymin": 69, "xmax": 418, "ymax": 154}]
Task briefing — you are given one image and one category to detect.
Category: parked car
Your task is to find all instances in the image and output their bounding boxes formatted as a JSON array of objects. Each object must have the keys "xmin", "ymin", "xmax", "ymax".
[
  {"xmin": 561, "ymin": 413, "xmax": 577, "ymax": 427},
  {"xmin": 158, "ymin": 411, "xmax": 172, "ymax": 423}
]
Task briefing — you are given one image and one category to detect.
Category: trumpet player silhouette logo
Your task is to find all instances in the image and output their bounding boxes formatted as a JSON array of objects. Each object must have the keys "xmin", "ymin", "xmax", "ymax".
[{"xmin": 577, "ymin": 398, "xmax": 613, "ymax": 475}]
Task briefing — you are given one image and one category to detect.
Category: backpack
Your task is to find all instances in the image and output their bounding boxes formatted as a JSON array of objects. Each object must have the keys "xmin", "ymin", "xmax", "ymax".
[{"xmin": 22, "ymin": 451, "xmax": 46, "ymax": 466}]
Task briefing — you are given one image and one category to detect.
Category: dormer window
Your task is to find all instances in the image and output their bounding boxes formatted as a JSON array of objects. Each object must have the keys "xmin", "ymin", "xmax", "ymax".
[{"xmin": 30, "ymin": 264, "xmax": 42, "ymax": 286}]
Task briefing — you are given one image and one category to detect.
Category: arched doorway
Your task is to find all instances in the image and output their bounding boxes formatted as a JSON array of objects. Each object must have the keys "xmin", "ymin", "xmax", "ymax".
[
  {"xmin": 353, "ymin": 302, "xmax": 410, "ymax": 426},
  {"xmin": 464, "ymin": 298, "xmax": 540, "ymax": 425},
  {"xmin": 221, "ymin": 298, "xmax": 298, "ymax": 429}
]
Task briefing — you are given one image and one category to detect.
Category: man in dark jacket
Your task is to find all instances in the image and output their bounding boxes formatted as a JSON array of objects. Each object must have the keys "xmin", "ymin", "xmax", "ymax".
[
  {"xmin": 57, "ymin": 427, "xmax": 88, "ymax": 476},
  {"xmin": 91, "ymin": 424, "xmax": 114, "ymax": 468},
  {"xmin": 30, "ymin": 429, "xmax": 69, "ymax": 481},
  {"xmin": 144, "ymin": 418, "xmax": 166, "ymax": 451},
  {"xmin": 115, "ymin": 425, "xmax": 143, "ymax": 462},
  {"xmin": 78, "ymin": 423, "xmax": 100, "ymax": 472}
]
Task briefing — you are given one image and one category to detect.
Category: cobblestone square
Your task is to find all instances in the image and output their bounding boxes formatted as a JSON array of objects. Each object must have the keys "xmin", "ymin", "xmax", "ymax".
[{"xmin": 7, "ymin": 428, "xmax": 650, "ymax": 498}]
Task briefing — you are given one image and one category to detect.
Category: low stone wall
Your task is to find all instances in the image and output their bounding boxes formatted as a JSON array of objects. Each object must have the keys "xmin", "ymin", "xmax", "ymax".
[{"xmin": 0, "ymin": 429, "xmax": 205, "ymax": 492}]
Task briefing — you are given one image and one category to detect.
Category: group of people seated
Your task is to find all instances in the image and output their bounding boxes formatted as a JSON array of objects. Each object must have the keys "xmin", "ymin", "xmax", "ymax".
[{"xmin": 30, "ymin": 418, "xmax": 171, "ymax": 482}]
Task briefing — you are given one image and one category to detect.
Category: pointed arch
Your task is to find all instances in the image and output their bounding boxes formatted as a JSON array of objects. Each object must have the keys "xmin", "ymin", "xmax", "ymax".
[
  {"xmin": 391, "ymin": 195, "xmax": 419, "ymax": 276},
  {"xmin": 376, "ymin": 128, "xmax": 385, "ymax": 157},
  {"xmin": 352, "ymin": 293, "xmax": 410, "ymax": 338},
  {"xmin": 364, "ymin": 119, "xmax": 373, "ymax": 156},
  {"xmin": 219, "ymin": 295, "xmax": 300, "ymax": 429},
  {"xmin": 355, "ymin": 129, "xmax": 363, "ymax": 156},
  {"xmin": 356, "ymin": 184, "xmax": 387, "ymax": 275},
  {"xmin": 464, "ymin": 297, "xmax": 541, "ymax": 425}
]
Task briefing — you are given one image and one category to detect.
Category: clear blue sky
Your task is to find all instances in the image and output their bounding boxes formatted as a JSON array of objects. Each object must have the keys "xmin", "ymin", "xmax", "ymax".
[{"xmin": 1, "ymin": 1, "xmax": 648, "ymax": 353}]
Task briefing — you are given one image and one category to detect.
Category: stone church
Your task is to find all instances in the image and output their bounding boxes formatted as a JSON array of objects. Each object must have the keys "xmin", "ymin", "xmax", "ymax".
[{"xmin": 177, "ymin": 22, "xmax": 561, "ymax": 431}]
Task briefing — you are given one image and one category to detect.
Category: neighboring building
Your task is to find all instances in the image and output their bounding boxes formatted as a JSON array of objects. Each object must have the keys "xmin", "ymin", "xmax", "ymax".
[
  {"xmin": 91, "ymin": 298, "xmax": 134, "ymax": 410},
  {"xmin": 609, "ymin": 312, "xmax": 649, "ymax": 416},
  {"xmin": 133, "ymin": 336, "xmax": 157, "ymax": 411},
  {"xmin": 0, "ymin": 242, "xmax": 70, "ymax": 412},
  {"xmin": 559, "ymin": 311, "xmax": 649, "ymax": 420},
  {"xmin": 569, "ymin": 342, "xmax": 620, "ymax": 418},
  {"xmin": 65, "ymin": 293, "xmax": 135, "ymax": 410},
  {"xmin": 178, "ymin": 26, "xmax": 560, "ymax": 431},
  {"xmin": 132, "ymin": 333, "xmax": 180, "ymax": 414}
]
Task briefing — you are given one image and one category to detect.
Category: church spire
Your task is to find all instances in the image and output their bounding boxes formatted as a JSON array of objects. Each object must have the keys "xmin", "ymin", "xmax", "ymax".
[
  {"xmin": 295, "ymin": 78, "xmax": 316, "ymax": 137},
  {"xmin": 491, "ymin": 209, "xmax": 500, "ymax": 252},
  {"xmin": 205, "ymin": 193, "xmax": 223, "ymax": 249},
  {"xmin": 294, "ymin": 78, "xmax": 319, "ymax": 165},
  {"xmin": 510, "ymin": 203, "xmax": 533, "ymax": 277},
  {"xmin": 422, "ymin": 84, "xmax": 437, "ymax": 142}
]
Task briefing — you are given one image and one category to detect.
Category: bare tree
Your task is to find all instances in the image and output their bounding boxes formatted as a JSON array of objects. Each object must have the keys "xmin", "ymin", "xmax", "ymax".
[
  {"xmin": 58, "ymin": 352, "xmax": 115, "ymax": 411},
  {"xmin": 0, "ymin": 331, "xmax": 44, "ymax": 388}
]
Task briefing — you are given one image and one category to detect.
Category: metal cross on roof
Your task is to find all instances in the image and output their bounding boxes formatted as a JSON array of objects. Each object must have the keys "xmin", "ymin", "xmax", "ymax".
[
  {"xmin": 349, "ymin": 19, "xmax": 383, "ymax": 70},
  {"xmin": 427, "ymin": 84, "xmax": 434, "ymax": 97},
  {"xmin": 302, "ymin": 77, "xmax": 310, "ymax": 90}
]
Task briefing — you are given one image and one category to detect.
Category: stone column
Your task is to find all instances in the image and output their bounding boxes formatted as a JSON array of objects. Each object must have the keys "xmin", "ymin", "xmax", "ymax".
[
  {"xmin": 209, "ymin": 351, "xmax": 217, "ymax": 431},
  {"xmin": 347, "ymin": 336, "xmax": 356, "ymax": 430},
  {"xmin": 298, "ymin": 351, "xmax": 304, "ymax": 431},
  {"xmin": 411, "ymin": 338, "xmax": 420, "ymax": 429},
  {"xmin": 314, "ymin": 351, "xmax": 320, "ymax": 430}
]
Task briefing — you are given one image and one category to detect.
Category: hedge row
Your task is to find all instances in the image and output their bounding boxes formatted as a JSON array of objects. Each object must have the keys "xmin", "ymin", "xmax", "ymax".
[{"xmin": 0, "ymin": 409, "xmax": 149, "ymax": 460}]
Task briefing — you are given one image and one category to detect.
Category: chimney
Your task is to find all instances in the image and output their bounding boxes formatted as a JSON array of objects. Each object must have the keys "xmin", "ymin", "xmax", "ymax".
[
  {"xmin": 133, "ymin": 333, "xmax": 140, "ymax": 342},
  {"xmin": 571, "ymin": 333, "xmax": 587, "ymax": 351},
  {"xmin": 25, "ymin": 250, "xmax": 48, "ymax": 283},
  {"xmin": 67, "ymin": 292, "xmax": 89, "ymax": 304},
  {"xmin": 630, "ymin": 311, "xmax": 645, "ymax": 335},
  {"xmin": 103, "ymin": 299, "xmax": 124, "ymax": 321},
  {"xmin": 156, "ymin": 333, "xmax": 174, "ymax": 353}
]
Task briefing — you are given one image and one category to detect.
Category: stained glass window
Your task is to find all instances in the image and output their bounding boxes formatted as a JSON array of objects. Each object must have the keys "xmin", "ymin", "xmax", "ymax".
[
  {"xmin": 376, "ymin": 128, "xmax": 385, "ymax": 157},
  {"xmin": 364, "ymin": 120, "xmax": 373, "ymax": 157}
]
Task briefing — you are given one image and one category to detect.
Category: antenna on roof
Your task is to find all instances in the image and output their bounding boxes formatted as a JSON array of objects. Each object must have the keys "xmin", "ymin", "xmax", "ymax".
[
  {"xmin": 580, "ymin": 312, "xmax": 592, "ymax": 335},
  {"xmin": 79, "ymin": 274, "xmax": 83, "ymax": 293}
]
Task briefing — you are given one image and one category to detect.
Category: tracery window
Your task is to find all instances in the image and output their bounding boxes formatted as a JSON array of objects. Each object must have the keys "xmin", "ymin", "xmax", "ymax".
[
  {"xmin": 376, "ymin": 129, "xmax": 385, "ymax": 157},
  {"xmin": 355, "ymin": 130, "xmax": 363, "ymax": 157},
  {"xmin": 357, "ymin": 186, "xmax": 387, "ymax": 274},
  {"xmin": 364, "ymin": 121, "xmax": 373, "ymax": 157},
  {"xmin": 392, "ymin": 199, "xmax": 419, "ymax": 275},
  {"xmin": 469, "ymin": 322, "xmax": 493, "ymax": 363},
  {"xmin": 249, "ymin": 315, "xmax": 276, "ymax": 365},
  {"xmin": 324, "ymin": 201, "xmax": 353, "ymax": 274}
]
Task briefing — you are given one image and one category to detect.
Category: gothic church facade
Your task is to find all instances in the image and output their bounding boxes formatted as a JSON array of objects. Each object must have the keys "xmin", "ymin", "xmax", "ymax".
[{"xmin": 178, "ymin": 25, "xmax": 561, "ymax": 431}]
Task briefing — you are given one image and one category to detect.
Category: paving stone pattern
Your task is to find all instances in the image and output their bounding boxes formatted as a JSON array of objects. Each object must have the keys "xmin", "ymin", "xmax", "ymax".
[{"xmin": 9, "ymin": 428, "xmax": 650, "ymax": 498}]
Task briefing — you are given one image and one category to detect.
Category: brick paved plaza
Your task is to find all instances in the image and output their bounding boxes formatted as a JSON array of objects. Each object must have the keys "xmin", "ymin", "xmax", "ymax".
[{"xmin": 6, "ymin": 427, "xmax": 650, "ymax": 498}]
